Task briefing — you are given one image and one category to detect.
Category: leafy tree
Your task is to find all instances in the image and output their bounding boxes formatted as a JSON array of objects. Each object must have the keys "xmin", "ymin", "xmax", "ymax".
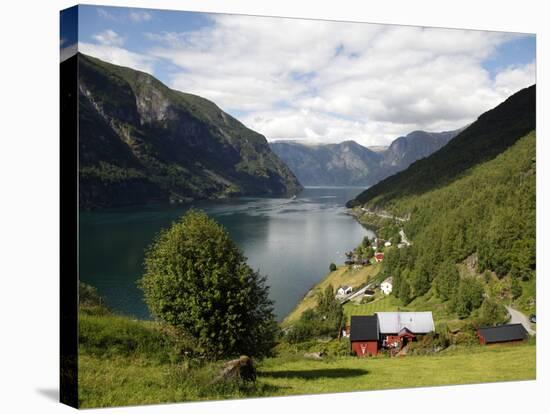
[
  {"xmin": 454, "ymin": 277, "xmax": 484, "ymax": 319},
  {"xmin": 365, "ymin": 248, "xmax": 374, "ymax": 259},
  {"xmin": 476, "ymin": 299, "xmax": 507, "ymax": 326},
  {"xmin": 139, "ymin": 210, "xmax": 277, "ymax": 359},
  {"xmin": 286, "ymin": 285, "xmax": 343, "ymax": 343},
  {"xmin": 511, "ymin": 277, "xmax": 523, "ymax": 299},
  {"xmin": 434, "ymin": 260, "xmax": 460, "ymax": 301},
  {"xmin": 329, "ymin": 262, "xmax": 337, "ymax": 272},
  {"xmin": 399, "ymin": 278, "xmax": 412, "ymax": 305}
]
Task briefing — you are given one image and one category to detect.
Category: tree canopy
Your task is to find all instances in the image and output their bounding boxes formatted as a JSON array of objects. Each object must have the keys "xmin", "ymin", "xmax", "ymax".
[{"xmin": 139, "ymin": 210, "xmax": 277, "ymax": 359}]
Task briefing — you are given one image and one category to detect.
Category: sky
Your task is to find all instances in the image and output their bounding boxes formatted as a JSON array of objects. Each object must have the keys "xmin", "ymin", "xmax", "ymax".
[{"xmin": 61, "ymin": 5, "xmax": 536, "ymax": 147}]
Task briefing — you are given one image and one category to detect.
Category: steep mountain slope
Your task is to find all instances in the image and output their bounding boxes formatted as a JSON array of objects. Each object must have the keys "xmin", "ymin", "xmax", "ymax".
[
  {"xmin": 75, "ymin": 53, "xmax": 302, "ymax": 208},
  {"xmin": 269, "ymin": 140, "xmax": 383, "ymax": 186},
  {"xmin": 270, "ymin": 128, "xmax": 460, "ymax": 187},
  {"xmin": 348, "ymin": 85, "xmax": 536, "ymax": 208},
  {"xmin": 377, "ymin": 132, "xmax": 536, "ymax": 313}
]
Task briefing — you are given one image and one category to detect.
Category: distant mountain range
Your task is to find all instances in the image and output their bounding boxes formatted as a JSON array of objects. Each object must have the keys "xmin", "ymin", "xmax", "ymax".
[
  {"xmin": 270, "ymin": 129, "xmax": 461, "ymax": 187},
  {"xmin": 74, "ymin": 53, "xmax": 302, "ymax": 209}
]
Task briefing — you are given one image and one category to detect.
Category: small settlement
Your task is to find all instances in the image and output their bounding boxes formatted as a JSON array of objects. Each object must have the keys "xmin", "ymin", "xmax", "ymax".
[{"xmin": 338, "ymin": 235, "xmax": 532, "ymax": 359}]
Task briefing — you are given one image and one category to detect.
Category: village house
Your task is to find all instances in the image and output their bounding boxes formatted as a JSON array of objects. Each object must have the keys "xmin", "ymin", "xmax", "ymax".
[
  {"xmin": 381, "ymin": 277, "xmax": 393, "ymax": 295},
  {"xmin": 384, "ymin": 241, "xmax": 392, "ymax": 247},
  {"xmin": 374, "ymin": 252, "xmax": 384, "ymax": 262},
  {"xmin": 349, "ymin": 311, "xmax": 435, "ymax": 357},
  {"xmin": 336, "ymin": 285, "xmax": 353, "ymax": 297},
  {"xmin": 477, "ymin": 324, "xmax": 528, "ymax": 345}
]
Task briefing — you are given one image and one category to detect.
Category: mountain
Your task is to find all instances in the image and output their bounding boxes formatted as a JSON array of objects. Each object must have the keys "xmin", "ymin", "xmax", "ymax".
[
  {"xmin": 348, "ymin": 85, "xmax": 536, "ymax": 315},
  {"xmin": 74, "ymin": 53, "xmax": 302, "ymax": 209},
  {"xmin": 270, "ymin": 128, "xmax": 461, "ymax": 187},
  {"xmin": 269, "ymin": 140, "xmax": 383, "ymax": 186},
  {"xmin": 381, "ymin": 129, "xmax": 462, "ymax": 175},
  {"xmin": 348, "ymin": 85, "xmax": 536, "ymax": 208}
]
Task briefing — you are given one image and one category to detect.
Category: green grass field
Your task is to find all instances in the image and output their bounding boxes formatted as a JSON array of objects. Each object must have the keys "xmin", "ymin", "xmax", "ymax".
[{"xmin": 79, "ymin": 343, "xmax": 536, "ymax": 408}]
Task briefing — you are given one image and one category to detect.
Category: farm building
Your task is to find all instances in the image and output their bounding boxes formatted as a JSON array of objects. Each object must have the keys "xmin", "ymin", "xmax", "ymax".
[
  {"xmin": 377, "ymin": 312, "xmax": 435, "ymax": 349},
  {"xmin": 381, "ymin": 277, "xmax": 393, "ymax": 295},
  {"xmin": 350, "ymin": 315, "xmax": 379, "ymax": 357},
  {"xmin": 349, "ymin": 312, "xmax": 435, "ymax": 356},
  {"xmin": 477, "ymin": 324, "xmax": 528, "ymax": 345}
]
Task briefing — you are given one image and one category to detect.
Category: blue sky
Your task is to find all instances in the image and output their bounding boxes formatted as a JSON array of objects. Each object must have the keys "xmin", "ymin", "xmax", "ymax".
[{"xmin": 61, "ymin": 5, "xmax": 536, "ymax": 146}]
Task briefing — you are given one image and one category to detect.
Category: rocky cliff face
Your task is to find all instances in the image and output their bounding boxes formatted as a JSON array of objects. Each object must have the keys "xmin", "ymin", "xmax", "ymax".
[
  {"xmin": 269, "ymin": 140, "xmax": 383, "ymax": 187},
  {"xmin": 75, "ymin": 53, "xmax": 302, "ymax": 208},
  {"xmin": 380, "ymin": 129, "xmax": 462, "ymax": 175}
]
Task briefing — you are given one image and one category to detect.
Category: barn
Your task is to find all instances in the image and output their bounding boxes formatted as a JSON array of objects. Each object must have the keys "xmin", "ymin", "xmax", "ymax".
[
  {"xmin": 477, "ymin": 324, "xmax": 528, "ymax": 345},
  {"xmin": 350, "ymin": 315, "xmax": 379, "ymax": 357}
]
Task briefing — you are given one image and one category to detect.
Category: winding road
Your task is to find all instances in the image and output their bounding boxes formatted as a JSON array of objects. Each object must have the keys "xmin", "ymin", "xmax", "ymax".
[{"xmin": 506, "ymin": 306, "xmax": 535, "ymax": 335}]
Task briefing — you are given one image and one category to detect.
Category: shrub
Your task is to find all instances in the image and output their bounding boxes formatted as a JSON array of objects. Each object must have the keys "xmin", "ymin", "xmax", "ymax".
[{"xmin": 329, "ymin": 262, "xmax": 337, "ymax": 272}]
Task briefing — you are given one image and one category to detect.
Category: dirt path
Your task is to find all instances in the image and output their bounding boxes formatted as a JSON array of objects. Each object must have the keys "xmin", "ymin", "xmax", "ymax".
[{"xmin": 506, "ymin": 306, "xmax": 535, "ymax": 335}]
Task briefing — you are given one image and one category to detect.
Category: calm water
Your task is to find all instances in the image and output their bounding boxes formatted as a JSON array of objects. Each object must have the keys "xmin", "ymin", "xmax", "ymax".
[{"xmin": 79, "ymin": 187, "xmax": 372, "ymax": 320}]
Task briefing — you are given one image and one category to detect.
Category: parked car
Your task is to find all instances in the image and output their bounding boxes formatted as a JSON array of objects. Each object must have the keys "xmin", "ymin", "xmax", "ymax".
[{"xmin": 529, "ymin": 314, "xmax": 536, "ymax": 323}]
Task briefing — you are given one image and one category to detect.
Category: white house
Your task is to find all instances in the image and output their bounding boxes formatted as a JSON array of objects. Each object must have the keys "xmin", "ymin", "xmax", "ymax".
[
  {"xmin": 384, "ymin": 241, "xmax": 392, "ymax": 247},
  {"xmin": 336, "ymin": 285, "xmax": 353, "ymax": 297},
  {"xmin": 381, "ymin": 277, "xmax": 393, "ymax": 295}
]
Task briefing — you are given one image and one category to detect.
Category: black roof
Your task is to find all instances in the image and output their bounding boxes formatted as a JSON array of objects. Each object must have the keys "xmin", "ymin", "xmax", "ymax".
[
  {"xmin": 350, "ymin": 315, "xmax": 379, "ymax": 341},
  {"xmin": 478, "ymin": 324, "xmax": 528, "ymax": 343}
]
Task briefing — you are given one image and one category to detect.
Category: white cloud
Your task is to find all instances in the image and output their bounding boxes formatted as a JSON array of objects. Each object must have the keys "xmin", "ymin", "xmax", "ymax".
[
  {"xmin": 129, "ymin": 10, "xmax": 152, "ymax": 23},
  {"xmin": 78, "ymin": 42, "xmax": 155, "ymax": 75},
  {"xmin": 493, "ymin": 61, "xmax": 536, "ymax": 97},
  {"xmin": 93, "ymin": 30, "xmax": 125, "ymax": 47},
  {"xmin": 140, "ymin": 15, "xmax": 534, "ymax": 145},
  {"xmin": 83, "ymin": 14, "xmax": 534, "ymax": 146},
  {"xmin": 97, "ymin": 7, "xmax": 153, "ymax": 24},
  {"xmin": 97, "ymin": 8, "xmax": 117, "ymax": 21}
]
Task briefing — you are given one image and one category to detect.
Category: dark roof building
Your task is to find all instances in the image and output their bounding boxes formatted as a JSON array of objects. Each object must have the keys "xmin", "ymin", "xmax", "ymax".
[
  {"xmin": 350, "ymin": 315, "xmax": 379, "ymax": 357},
  {"xmin": 350, "ymin": 315, "xmax": 379, "ymax": 341},
  {"xmin": 477, "ymin": 324, "xmax": 528, "ymax": 345}
]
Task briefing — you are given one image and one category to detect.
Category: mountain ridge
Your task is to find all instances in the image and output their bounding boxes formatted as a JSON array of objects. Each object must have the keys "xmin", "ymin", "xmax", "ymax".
[
  {"xmin": 270, "ymin": 128, "xmax": 461, "ymax": 187},
  {"xmin": 347, "ymin": 84, "xmax": 536, "ymax": 208},
  {"xmin": 75, "ymin": 53, "xmax": 302, "ymax": 209}
]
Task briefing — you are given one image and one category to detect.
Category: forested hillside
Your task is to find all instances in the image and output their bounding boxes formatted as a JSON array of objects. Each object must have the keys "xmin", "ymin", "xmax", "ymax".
[{"xmin": 374, "ymin": 132, "xmax": 536, "ymax": 316}]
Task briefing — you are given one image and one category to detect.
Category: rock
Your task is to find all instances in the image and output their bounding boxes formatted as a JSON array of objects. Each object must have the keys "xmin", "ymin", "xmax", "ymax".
[{"xmin": 218, "ymin": 355, "xmax": 256, "ymax": 382}]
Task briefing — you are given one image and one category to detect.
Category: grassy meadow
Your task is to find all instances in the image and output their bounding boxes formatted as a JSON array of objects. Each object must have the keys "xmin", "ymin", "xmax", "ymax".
[{"xmin": 79, "ymin": 322, "xmax": 536, "ymax": 408}]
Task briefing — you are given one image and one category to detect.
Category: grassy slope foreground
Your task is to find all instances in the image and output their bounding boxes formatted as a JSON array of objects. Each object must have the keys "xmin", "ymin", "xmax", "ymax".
[{"xmin": 79, "ymin": 310, "xmax": 535, "ymax": 408}]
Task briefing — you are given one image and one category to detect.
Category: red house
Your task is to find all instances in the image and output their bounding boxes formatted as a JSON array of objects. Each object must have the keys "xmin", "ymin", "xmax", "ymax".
[{"xmin": 350, "ymin": 315, "xmax": 379, "ymax": 357}]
